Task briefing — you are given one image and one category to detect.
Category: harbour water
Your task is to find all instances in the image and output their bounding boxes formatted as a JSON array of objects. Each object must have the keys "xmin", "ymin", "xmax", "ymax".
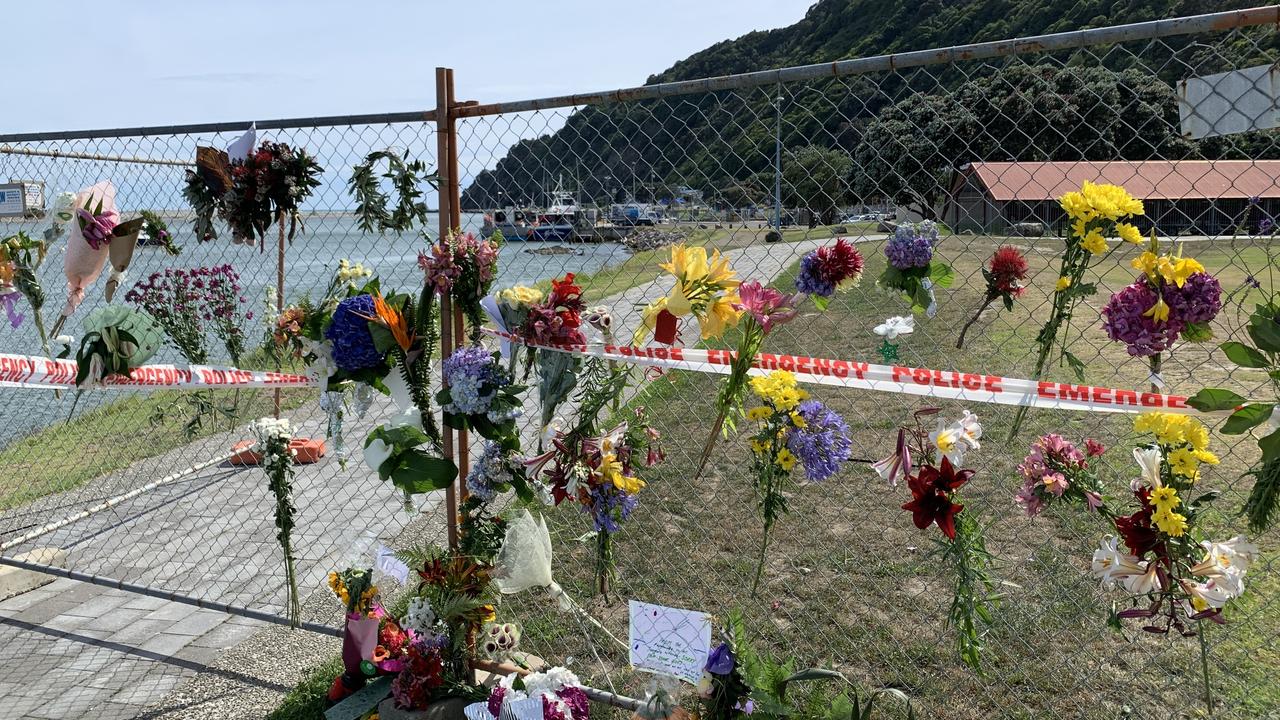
[{"xmin": 0, "ymin": 212, "xmax": 632, "ymax": 443}]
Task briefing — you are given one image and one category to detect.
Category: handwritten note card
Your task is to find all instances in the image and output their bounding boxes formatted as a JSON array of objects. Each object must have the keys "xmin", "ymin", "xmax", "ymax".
[{"xmin": 628, "ymin": 600, "xmax": 712, "ymax": 685}]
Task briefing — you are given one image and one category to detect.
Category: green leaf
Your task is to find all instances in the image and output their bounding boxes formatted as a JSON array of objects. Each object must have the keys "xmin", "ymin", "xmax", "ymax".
[
  {"xmin": 1221, "ymin": 403, "xmax": 1275, "ymax": 435},
  {"xmin": 1220, "ymin": 341, "xmax": 1271, "ymax": 369},
  {"xmin": 393, "ymin": 450, "xmax": 458, "ymax": 493},
  {"xmin": 811, "ymin": 294, "xmax": 829, "ymax": 312},
  {"xmin": 1063, "ymin": 350, "xmax": 1086, "ymax": 382},
  {"xmin": 1181, "ymin": 322, "xmax": 1213, "ymax": 343},
  {"xmin": 783, "ymin": 668, "xmax": 847, "ymax": 685},
  {"xmin": 1001, "ymin": 294, "xmax": 1014, "ymax": 312},
  {"xmin": 1186, "ymin": 388, "xmax": 1247, "ymax": 412},
  {"xmin": 1248, "ymin": 312, "xmax": 1280, "ymax": 353},
  {"xmin": 1260, "ymin": 428, "xmax": 1280, "ymax": 464},
  {"xmin": 368, "ymin": 322, "xmax": 397, "ymax": 354},
  {"xmin": 928, "ymin": 262, "xmax": 955, "ymax": 288}
]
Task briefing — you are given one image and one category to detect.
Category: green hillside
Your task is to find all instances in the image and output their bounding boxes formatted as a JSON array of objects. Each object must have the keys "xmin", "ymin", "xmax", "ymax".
[{"xmin": 461, "ymin": 0, "xmax": 1277, "ymax": 212}]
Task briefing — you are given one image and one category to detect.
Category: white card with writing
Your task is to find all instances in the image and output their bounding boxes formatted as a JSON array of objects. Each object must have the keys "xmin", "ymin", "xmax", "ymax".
[{"xmin": 628, "ymin": 600, "xmax": 712, "ymax": 684}]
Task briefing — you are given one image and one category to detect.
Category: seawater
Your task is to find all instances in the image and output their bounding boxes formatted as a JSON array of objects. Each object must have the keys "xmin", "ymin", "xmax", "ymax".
[{"xmin": 0, "ymin": 212, "xmax": 630, "ymax": 444}]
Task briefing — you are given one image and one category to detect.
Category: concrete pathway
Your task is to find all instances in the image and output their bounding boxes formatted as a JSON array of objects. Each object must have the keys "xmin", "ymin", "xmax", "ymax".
[{"xmin": 0, "ymin": 237, "xmax": 830, "ymax": 719}]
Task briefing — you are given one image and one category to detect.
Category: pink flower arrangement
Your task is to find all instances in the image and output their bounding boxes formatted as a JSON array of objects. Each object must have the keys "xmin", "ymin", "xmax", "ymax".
[
  {"xmin": 76, "ymin": 203, "xmax": 119, "ymax": 250},
  {"xmin": 1015, "ymin": 434, "xmax": 1106, "ymax": 516}
]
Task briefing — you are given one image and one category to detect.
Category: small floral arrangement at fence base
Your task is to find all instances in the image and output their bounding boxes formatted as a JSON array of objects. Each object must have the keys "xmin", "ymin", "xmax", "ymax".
[
  {"xmin": 956, "ymin": 245, "xmax": 1029, "ymax": 349},
  {"xmin": 873, "ymin": 408, "xmax": 996, "ymax": 673},
  {"xmin": 1188, "ymin": 294, "xmax": 1280, "ymax": 532},
  {"xmin": 1008, "ymin": 180, "xmax": 1145, "ymax": 439},
  {"xmin": 1102, "ymin": 237, "xmax": 1221, "ymax": 387},
  {"xmin": 744, "ymin": 371, "xmax": 851, "ymax": 593},
  {"xmin": 251, "ymin": 417, "xmax": 301, "ymax": 627},
  {"xmin": 877, "ymin": 220, "xmax": 953, "ymax": 316},
  {"xmin": 439, "ymin": 346, "xmax": 525, "ymax": 446},
  {"xmin": 471, "ymin": 666, "xmax": 590, "ymax": 720},
  {"xmin": 325, "ymin": 567, "xmax": 383, "ymax": 702}
]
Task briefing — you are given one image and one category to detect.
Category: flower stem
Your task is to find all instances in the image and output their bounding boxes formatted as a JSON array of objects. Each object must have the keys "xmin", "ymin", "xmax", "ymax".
[
  {"xmin": 751, "ymin": 519, "xmax": 771, "ymax": 597},
  {"xmin": 956, "ymin": 295, "xmax": 996, "ymax": 349},
  {"xmin": 1149, "ymin": 353, "xmax": 1162, "ymax": 395},
  {"xmin": 1199, "ymin": 623, "xmax": 1214, "ymax": 713}
]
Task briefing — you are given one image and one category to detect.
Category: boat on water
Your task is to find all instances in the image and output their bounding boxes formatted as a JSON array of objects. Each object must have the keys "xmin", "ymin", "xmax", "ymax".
[{"xmin": 482, "ymin": 179, "xmax": 581, "ymax": 242}]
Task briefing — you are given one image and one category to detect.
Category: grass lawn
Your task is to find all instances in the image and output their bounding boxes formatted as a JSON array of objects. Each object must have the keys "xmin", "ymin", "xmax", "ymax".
[
  {"xmin": 494, "ymin": 233, "xmax": 1280, "ymax": 719},
  {"xmin": 271, "ymin": 232, "xmax": 1278, "ymax": 719}
]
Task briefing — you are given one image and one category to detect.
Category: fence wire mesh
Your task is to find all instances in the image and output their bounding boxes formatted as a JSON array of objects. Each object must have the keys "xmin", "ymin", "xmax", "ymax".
[{"xmin": 0, "ymin": 8, "xmax": 1279, "ymax": 720}]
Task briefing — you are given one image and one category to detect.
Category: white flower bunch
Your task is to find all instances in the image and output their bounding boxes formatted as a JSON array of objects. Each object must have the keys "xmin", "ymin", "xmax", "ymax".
[
  {"xmin": 336, "ymin": 258, "xmax": 372, "ymax": 286},
  {"xmin": 251, "ymin": 417, "xmax": 293, "ymax": 443},
  {"xmin": 1091, "ymin": 534, "xmax": 1258, "ymax": 613},
  {"xmin": 522, "ymin": 666, "xmax": 580, "ymax": 699},
  {"xmin": 401, "ymin": 596, "xmax": 439, "ymax": 637}
]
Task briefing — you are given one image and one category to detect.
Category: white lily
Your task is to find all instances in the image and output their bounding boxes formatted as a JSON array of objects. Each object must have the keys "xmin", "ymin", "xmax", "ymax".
[
  {"xmin": 1131, "ymin": 446, "xmax": 1163, "ymax": 491},
  {"xmin": 957, "ymin": 409, "xmax": 982, "ymax": 449},
  {"xmin": 363, "ymin": 437, "xmax": 393, "ymax": 473},
  {"xmin": 1121, "ymin": 561, "xmax": 1163, "ymax": 595},
  {"xmin": 1090, "ymin": 536, "xmax": 1145, "ymax": 589},
  {"xmin": 873, "ymin": 315, "xmax": 914, "ymax": 341},
  {"xmin": 1191, "ymin": 535, "xmax": 1258, "ymax": 597},
  {"xmin": 1180, "ymin": 578, "xmax": 1232, "ymax": 613},
  {"xmin": 929, "ymin": 411, "xmax": 982, "ymax": 466}
]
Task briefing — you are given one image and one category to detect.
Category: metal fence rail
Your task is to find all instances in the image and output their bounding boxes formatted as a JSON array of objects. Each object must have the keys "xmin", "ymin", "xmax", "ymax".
[{"xmin": 1, "ymin": 6, "xmax": 1278, "ymax": 720}]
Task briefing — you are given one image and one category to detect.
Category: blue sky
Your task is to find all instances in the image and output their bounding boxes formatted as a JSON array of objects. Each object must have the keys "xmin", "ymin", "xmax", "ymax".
[{"xmin": 5, "ymin": 0, "xmax": 815, "ymax": 133}]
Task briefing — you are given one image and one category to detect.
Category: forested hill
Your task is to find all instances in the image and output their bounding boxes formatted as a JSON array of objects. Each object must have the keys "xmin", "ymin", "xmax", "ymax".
[{"xmin": 461, "ymin": 0, "xmax": 1275, "ymax": 214}]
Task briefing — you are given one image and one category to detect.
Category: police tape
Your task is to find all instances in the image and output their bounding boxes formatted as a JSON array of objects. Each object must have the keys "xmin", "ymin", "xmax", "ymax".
[
  {"xmin": 0, "ymin": 352, "xmax": 318, "ymax": 390},
  {"xmin": 484, "ymin": 329, "xmax": 1195, "ymax": 415}
]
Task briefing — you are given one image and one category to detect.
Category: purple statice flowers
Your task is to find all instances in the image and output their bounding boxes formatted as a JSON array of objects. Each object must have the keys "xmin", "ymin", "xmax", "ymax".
[
  {"xmin": 785, "ymin": 399, "xmax": 852, "ymax": 482},
  {"xmin": 124, "ymin": 265, "xmax": 252, "ymax": 365},
  {"xmin": 325, "ymin": 294, "xmax": 384, "ymax": 371},
  {"xmin": 885, "ymin": 221, "xmax": 938, "ymax": 270}
]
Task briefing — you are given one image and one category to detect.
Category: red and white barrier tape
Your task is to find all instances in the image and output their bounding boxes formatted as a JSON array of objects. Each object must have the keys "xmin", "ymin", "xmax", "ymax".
[
  {"xmin": 485, "ymin": 329, "xmax": 1193, "ymax": 415},
  {"xmin": 0, "ymin": 353, "xmax": 317, "ymax": 390}
]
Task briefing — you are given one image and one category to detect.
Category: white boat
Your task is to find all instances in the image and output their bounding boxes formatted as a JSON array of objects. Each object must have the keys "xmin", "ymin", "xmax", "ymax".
[{"xmin": 483, "ymin": 177, "xmax": 581, "ymax": 241}]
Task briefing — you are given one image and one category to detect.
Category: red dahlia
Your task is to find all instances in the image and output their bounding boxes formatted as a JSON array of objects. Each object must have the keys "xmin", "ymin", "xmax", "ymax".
[{"xmin": 816, "ymin": 237, "xmax": 864, "ymax": 285}]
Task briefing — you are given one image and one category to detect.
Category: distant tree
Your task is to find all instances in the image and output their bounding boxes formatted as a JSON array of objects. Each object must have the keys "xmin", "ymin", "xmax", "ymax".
[
  {"xmin": 782, "ymin": 145, "xmax": 854, "ymax": 224},
  {"xmin": 852, "ymin": 94, "xmax": 976, "ymax": 220},
  {"xmin": 717, "ymin": 181, "xmax": 765, "ymax": 209}
]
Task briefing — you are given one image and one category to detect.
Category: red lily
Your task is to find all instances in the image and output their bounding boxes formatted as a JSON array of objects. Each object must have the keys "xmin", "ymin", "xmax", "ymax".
[{"xmin": 902, "ymin": 457, "xmax": 973, "ymax": 540}]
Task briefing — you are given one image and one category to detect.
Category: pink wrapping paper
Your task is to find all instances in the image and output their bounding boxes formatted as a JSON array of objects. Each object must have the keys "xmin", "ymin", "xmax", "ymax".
[
  {"xmin": 60, "ymin": 181, "xmax": 117, "ymax": 319},
  {"xmin": 342, "ymin": 613, "xmax": 380, "ymax": 673}
]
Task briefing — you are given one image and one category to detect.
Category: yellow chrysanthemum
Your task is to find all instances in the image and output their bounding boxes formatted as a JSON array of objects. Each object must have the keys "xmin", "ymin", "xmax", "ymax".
[
  {"xmin": 776, "ymin": 448, "xmax": 797, "ymax": 471},
  {"xmin": 749, "ymin": 438, "xmax": 769, "ymax": 455},
  {"xmin": 789, "ymin": 411, "xmax": 807, "ymax": 428},
  {"xmin": 749, "ymin": 371, "xmax": 809, "ymax": 411},
  {"xmin": 1168, "ymin": 447, "xmax": 1201, "ymax": 478},
  {"xmin": 1193, "ymin": 449, "xmax": 1220, "ymax": 466},
  {"xmin": 1079, "ymin": 181, "xmax": 1145, "ymax": 220},
  {"xmin": 1080, "ymin": 229, "xmax": 1108, "ymax": 254},
  {"xmin": 1150, "ymin": 486, "xmax": 1180, "ymax": 510},
  {"xmin": 746, "ymin": 406, "xmax": 771, "ymax": 422},
  {"xmin": 1116, "ymin": 223, "xmax": 1144, "ymax": 245},
  {"xmin": 1153, "ymin": 508, "xmax": 1188, "ymax": 537},
  {"xmin": 1055, "ymin": 276, "xmax": 1072, "ymax": 292},
  {"xmin": 1060, "ymin": 190, "xmax": 1095, "ymax": 222}
]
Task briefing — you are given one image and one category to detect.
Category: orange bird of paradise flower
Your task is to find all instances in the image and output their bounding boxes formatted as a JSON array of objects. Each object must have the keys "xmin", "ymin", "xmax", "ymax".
[{"xmin": 358, "ymin": 293, "xmax": 414, "ymax": 353}]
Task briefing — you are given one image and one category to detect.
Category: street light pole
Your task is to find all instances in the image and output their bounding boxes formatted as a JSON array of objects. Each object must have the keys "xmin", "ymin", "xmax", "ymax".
[{"xmin": 774, "ymin": 86, "xmax": 783, "ymax": 233}]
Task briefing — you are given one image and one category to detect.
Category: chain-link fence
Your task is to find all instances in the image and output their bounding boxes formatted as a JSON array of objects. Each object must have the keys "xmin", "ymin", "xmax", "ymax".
[{"xmin": 2, "ymin": 6, "xmax": 1280, "ymax": 720}]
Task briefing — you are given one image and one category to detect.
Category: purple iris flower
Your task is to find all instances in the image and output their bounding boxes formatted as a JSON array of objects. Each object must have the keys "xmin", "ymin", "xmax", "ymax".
[{"xmin": 706, "ymin": 642, "xmax": 735, "ymax": 675}]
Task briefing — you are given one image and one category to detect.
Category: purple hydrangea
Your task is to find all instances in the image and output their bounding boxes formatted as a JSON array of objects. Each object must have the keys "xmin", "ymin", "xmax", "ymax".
[
  {"xmin": 442, "ymin": 346, "xmax": 496, "ymax": 413},
  {"xmin": 324, "ymin": 294, "xmax": 384, "ymax": 371},
  {"xmin": 795, "ymin": 252, "xmax": 835, "ymax": 297},
  {"xmin": 1101, "ymin": 281, "xmax": 1184, "ymax": 357},
  {"xmin": 885, "ymin": 222, "xmax": 937, "ymax": 270},
  {"xmin": 785, "ymin": 399, "xmax": 852, "ymax": 482},
  {"xmin": 1165, "ymin": 272, "xmax": 1222, "ymax": 325},
  {"xmin": 586, "ymin": 485, "xmax": 639, "ymax": 534},
  {"xmin": 465, "ymin": 441, "xmax": 522, "ymax": 501}
]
